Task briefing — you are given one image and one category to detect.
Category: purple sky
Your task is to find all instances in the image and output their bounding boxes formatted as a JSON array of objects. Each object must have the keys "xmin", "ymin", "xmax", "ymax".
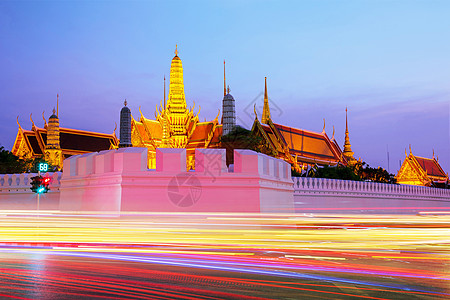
[{"xmin": 1, "ymin": 0, "xmax": 449, "ymax": 174}]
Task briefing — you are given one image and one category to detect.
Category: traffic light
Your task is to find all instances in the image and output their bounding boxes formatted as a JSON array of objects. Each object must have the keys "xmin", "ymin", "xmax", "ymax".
[{"xmin": 30, "ymin": 176, "xmax": 51, "ymax": 194}]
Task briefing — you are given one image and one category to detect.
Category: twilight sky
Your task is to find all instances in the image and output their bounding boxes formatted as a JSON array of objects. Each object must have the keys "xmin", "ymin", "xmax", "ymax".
[{"xmin": 1, "ymin": 0, "xmax": 449, "ymax": 174}]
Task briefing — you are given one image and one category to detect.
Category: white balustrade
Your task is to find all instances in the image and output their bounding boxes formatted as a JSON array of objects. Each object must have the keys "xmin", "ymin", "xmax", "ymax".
[{"xmin": 293, "ymin": 177, "xmax": 450, "ymax": 199}]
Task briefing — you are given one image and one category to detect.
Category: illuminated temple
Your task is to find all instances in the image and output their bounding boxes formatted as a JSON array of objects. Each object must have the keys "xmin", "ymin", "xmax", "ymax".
[
  {"xmin": 130, "ymin": 46, "xmax": 222, "ymax": 169},
  {"xmin": 12, "ymin": 46, "xmax": 358, "ymax": 172},
  {"xmin": 12, "ymin": 98, "xmax": 118, "ymax": 170},
  {"xmin": 251, "ymin": 78, "xmax": 355, "ymax": 171},
  {"xmin": 396, "ymin": 148, "xmax": 449, "ymax": 186}
]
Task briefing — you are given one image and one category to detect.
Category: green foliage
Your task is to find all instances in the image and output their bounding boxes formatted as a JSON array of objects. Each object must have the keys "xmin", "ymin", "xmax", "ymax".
[
  {"xmin": 0, "ymin": 146, "xmax": 58, "ymax": 174},
  {"xmin": 355, "ymin": 162, "xmax": 396, "ymax": 183},
  {"xmin": 301, "ymin": 161, "xmax": 396, "ymax": 183},
  {"xmin": 220, "ymin": 126, "xmax": 262, "ymax": 166},
  {"xmin": 313, "ymin": 165, "xmax": 361, "ymax": 181},
  {"xmin": 0, "ymin": 146, "xmax": 33, "ymax": 174}
]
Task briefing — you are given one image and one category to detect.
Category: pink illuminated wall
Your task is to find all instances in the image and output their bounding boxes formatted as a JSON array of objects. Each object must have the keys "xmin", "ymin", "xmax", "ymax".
[{"xmin": 59, "ymin": 148, "xmax": 294, "ymax": 213}]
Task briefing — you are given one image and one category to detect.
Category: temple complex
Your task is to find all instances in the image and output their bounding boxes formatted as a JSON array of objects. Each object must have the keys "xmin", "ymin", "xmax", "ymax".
[
  {"xmin": 130, "ymin": 46, "xmax": 222, "ymax": 169},
  {"xmin": 12, "ymin": 95, "xmax": 119, "ymax": 170},
  {"xmin": 251, "ymin": 78, "xmax": 354, "ymax": 171},
  {"xmin": 396, "ymin": 148, "xmax": 449, "ymax": 186},
  {"xmin": 12, "ymin": 46, "xmax": 359, "ymax": 173}
]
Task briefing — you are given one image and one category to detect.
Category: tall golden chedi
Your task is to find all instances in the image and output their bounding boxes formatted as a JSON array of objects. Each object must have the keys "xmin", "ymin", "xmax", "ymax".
[
  {"xmin": 167, "ymin": 45, "xmax": 189, "ymax": 146},
  {"xmin": 131, "ymin": 46, "xmax": 222, "ymax": 169},
  {"xmin": 44, "ymin": 107, "xmax": 63, "ymax": 169},
  {"xmin": 342, "ymin": 107, "xmax": 357, "ymax": 166}
]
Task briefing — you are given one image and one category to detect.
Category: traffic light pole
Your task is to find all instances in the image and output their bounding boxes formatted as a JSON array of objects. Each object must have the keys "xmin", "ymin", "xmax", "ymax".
[{"xmin": 37, "ymin": 170, "xmax": 40, "ymax": 214}]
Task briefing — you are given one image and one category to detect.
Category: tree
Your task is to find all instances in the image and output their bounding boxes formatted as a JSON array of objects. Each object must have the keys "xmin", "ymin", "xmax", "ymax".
[
  {"xmin": 220, "ymin": 126, "xmax": 262, "ymax": 166},
  {"xmin": 0, "ymin": 146, "xmax": 33, "ymax": 174},
  {"xmin": 0, "ymin": 146, "xmax": 58, "ymax": 174},
  {"xmin": 310, "ymin": 164, "xmax": 361, "ymax": 181},
  {"xmin": 355, "ymin": 162, "xmax": 396, "ymax": 183}
]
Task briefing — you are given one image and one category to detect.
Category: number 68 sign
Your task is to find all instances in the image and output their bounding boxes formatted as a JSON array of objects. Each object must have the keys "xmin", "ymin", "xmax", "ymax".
[{"xmin": 38, "ymin": 162, "xmax": 49, "ymax": 172}]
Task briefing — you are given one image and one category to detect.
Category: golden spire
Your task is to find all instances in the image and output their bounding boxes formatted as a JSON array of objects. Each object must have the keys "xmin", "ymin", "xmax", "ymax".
[
  {"xmin": 45, "ymin": 102, "xmax": 62, "ymax": 170},
  {"xmin": 167, "ymin": 45, "xmax": 186, "ymax": 113},
  {"xmin": 163, "ymin": 75, "xmax": 166, "ymax": 109},
  {"xmin": 261, "ymin": 77, "xmax": 271, "ymax": 124},
  {"xmin": 343, "ymin": 107, "xmax": 356, "ymax": 166},
  {"xmin": 227, "ymin": 85, "xmax": 230, "ymax": 94},
  {"xmin": 124, "ymin": 99, "xmax": 127, "ymax": 106},
  {"xmin": 224, "ymin": 60, "xmax": 226, "ymax": 96},
  {"xmin": 175, "ymin": 44, "xmax": 178, "ymax": 56}
]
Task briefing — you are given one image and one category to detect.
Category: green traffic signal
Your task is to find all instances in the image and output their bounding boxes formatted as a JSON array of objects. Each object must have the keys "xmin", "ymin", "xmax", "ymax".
[{"xmin": 30, "ymin": 175, "xmax": 51, "ymax": 194}]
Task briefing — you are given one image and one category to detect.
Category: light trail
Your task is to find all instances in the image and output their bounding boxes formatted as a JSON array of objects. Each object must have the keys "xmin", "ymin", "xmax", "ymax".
[{"xmin": 0, "ymin": 211, "xmax": 448, "ymax": 299}]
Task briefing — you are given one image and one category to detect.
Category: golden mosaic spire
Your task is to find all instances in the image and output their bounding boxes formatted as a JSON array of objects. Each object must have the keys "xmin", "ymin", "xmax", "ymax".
[
  {"xmin": 166, "ymin": 45, "xmax": 190, "ymax": 146},
  {"xmin": 45, "ymin": 107, "xmax": 63, "ymax": 170},
  {"xmin": 261, "ymin": 77, "xmax": 271, "ymax": 124},
  {"xmin": 343, "ymin": 107, "xmax": 356, "ymax": 166},
  {"xmin": 167, "ymin": 44, "xmax": 186, "ymax": 113}
]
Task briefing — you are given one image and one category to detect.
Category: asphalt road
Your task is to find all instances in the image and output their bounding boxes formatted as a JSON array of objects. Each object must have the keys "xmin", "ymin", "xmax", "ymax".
[{"xmin": 0, "ymin": 211, "xmax": 448, "ymax": 299}]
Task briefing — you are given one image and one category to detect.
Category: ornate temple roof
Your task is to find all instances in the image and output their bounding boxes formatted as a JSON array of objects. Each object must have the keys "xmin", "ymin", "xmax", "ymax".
[
  {"xmin": 396, "ymin": 150, "xmax": 448, "ymax": 186},
  {"xmin": 12, "ymin": 125, "xmax": 118, "ymax": 159},
  {"xmin": 273, "ymin": 123, "xmax": 342, "ymax": 161},
  {"xmin": 251, "ymin": 78, "xmax": 346, "ymax": 169},
  {"xmin": 413, "ymin": 156, "xmax": 447, "ymax": 179}
]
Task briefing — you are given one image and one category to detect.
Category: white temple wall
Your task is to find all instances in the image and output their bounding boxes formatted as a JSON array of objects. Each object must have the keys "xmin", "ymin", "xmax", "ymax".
[
  {"xmin": 58, "ymin": 148, "xmax": 294, "ymax": 213},
  {"xmin": 293, "ymin": 177, "xmax": 450, "ymax": 214}
]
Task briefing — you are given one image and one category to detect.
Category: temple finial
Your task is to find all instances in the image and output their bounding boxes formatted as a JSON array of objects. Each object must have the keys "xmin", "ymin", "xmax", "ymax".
[
  {"xmin": 261, "ymin": 77, "xmax": 271, "ymax": 124},
  {"xmin": 223, "ymin": 60, "xmax": 226, "ymax": 96},
  {"xmin": 164, "ymin": 75, "xmax": 166, "ymax": 109},
  {"xmin": 42, "ymin": 111, "xmax": 47, "ymax": 128},
  {"xmin": 264, "ymin": 77, "xmax": 268, "ymax": 100},
  {"xmin": 30, "ymin": 113, "xmax": 35, "ymax": 129},
  {"xmin": 227, "ymin": 85, "xmax": 230, "ymax": 94},
  {"xmin": 343, "ymin": 107, "xmax": 356, "ymax": 166},
  {"xmin": 175, "ymin": 44, "xmax": 178, "ymax": 56},
  {"xmin": 124, "ymin": 99, "xmax": 127, "ymax": 106},
  {"xmin": 16, "ymin": 116, "xmax": 22, "ymax": 129},
  {"xmin": 345, "ymin": 107, "xmax": 348, "ymax": 132},
  {"xmin": 53, "ymin": 107, "xmax": 56, "ymax": 115}
]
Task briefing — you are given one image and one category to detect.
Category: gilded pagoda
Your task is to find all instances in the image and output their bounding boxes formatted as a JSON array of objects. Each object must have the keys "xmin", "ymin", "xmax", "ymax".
[
  {"xmin": 396, "ymin": 147, "xmax": 449, "ymax": 186},
  {"xmin": 251, "ymin": 78, "xmax": 355, "ymax": 171},
  {"xmin": 12, "ymin": 96, "xmax": 119, "ymax": 170},
  {"xmin": 131, "ymin": 46, "xmax": 222, "ymax": 169}
]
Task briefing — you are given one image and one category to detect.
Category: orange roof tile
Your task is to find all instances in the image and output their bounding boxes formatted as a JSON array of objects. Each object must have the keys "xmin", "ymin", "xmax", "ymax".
[
  {"xmin": 414, "ymin": 156, "xmax": 447, "ymax": 178},
  {"xmin": 273, "ymin": 123, "xmax": 338, "ymax": 160}
]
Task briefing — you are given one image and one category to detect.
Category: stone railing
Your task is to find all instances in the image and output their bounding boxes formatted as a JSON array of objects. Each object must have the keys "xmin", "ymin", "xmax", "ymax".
[
  {"xmin": 0, "ymin": 172, "xmax": 62, "ymax": 210},
  {"xmin": 292, "ymin": 177, "xmax": 450, "ymax": 214},
  {"xmin": 0, "ymin": 172, "xmax": 62, "ymax": 191},
  {"xmin": 292, "ymin": 177, "xmax": 450, "ymax": 199}
]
